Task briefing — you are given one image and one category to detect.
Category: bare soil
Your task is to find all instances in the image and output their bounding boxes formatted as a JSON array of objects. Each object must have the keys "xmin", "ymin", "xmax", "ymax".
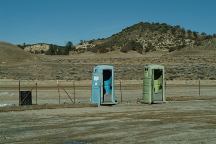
[
  {"xmin": 0, "ymin": 100, "xmax": 216, "ymax": 144},
  {"xmin": 0, "ymin": 80, "xmax": 216, "ymax": 144}
]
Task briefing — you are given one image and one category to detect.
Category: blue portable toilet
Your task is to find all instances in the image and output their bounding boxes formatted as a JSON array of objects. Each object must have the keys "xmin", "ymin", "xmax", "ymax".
[{"xmin": 91, "ymin": 65, "xmax": 117, "ymax": 106}]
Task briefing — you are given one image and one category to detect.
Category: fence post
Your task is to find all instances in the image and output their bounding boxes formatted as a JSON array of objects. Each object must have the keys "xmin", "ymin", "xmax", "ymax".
[
  {"xmin": 19, "ymin": 80, "xmax": 21, "ymax": 106},
  {"xmin": 120, "ymin": 80, "xmax": 122, "ymax": 103},
  {"xmin": 165, "ymin": 81, "xmax": 167, "ymax": 92},
  {"xmin": 199, "ymin": 79, "xmax": 201, "ymax": 96},
  {"xmin": 35, "ymin": 81, "xmax": 38, "ymax": 105},
  {"xmin": 57, "ymin": 80, "xmax": 60, "ymax": 104},
  {"xmin": 73, "ymin": 81, "xmax": 76, "ymax": 104}
]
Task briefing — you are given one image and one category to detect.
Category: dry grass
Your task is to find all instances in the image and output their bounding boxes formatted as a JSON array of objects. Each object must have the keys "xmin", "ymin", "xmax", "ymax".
[
  {"xmin": 0, "ymin": 42, "xmax": 38, "ymax": 64},
  {"xmin": 0, "ymin": 42, "xmax": 216, "ymax": 80}
]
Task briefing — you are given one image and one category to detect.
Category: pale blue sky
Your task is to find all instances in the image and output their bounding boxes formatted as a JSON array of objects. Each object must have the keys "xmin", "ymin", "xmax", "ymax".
[{"xmin": 0, "ymin": 0, "xmax": 215, "ymax": 45}]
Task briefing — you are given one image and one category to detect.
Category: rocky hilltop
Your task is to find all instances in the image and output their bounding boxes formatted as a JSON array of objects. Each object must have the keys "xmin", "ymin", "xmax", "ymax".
[{"xmin": 75, "ymin": 22, "xmax": 214, "ymax": 54}]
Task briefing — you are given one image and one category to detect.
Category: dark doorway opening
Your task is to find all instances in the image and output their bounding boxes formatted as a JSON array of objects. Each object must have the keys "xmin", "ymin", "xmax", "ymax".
[
  {"xmin": 103, "ymin": 69, "xmax": 112, "ymax": 103},
  {"xmin": 153, "ymin": 69, "xmax": 163, "ymax": 101},
  {"xmin": 154, "ymin": 69, "xmax": 163, "ymax": 80}
]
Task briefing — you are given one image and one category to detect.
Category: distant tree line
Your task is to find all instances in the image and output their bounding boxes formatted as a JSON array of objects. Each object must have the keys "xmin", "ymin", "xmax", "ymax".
[
  {"xmin": 45, "ymin": 41, "xmax": 75, "ymax": 55},
  {"xmin": 17, "ymin": 41, "xmax": 76, "ymax": 55}
]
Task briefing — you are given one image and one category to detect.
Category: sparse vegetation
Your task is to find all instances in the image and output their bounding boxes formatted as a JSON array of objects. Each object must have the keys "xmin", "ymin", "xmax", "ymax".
[
  {"xmin": 18, "ymin": 22, "xmax": 215, "ymax": 55},
  {"xmin": 1, "ymin": 41, "xmax": 216, "ymax": 80},
  {"xmin": 76, "ymin": 22, "xmax": 214, "ymax": 54},
  {"xmin": 120, "ymin": 40, "xmax": 143, "ymax": 53},
  {"xmin": 45, "ymin": 45, "xmax": 66, "ymax": 55}
]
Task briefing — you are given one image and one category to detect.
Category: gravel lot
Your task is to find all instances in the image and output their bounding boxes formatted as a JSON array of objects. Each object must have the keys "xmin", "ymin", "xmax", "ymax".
[
  {"xmin": 0, "ymin": 100, "xmax": 216, "ymax": 144},
  {"xmin": 0, "ymin": 80, "xmax": 216, "ymax": 144}
]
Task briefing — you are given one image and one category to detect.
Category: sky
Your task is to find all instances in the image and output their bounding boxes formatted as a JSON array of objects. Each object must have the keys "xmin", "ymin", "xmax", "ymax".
[{"xmin": 0, "ymin": 0, "xmax": 216, "ymax": 45}]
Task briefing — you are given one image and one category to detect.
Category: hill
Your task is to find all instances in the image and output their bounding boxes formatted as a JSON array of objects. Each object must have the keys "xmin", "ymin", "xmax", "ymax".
[
  {"xmin": 75, "ymin": 22, "xmax": 214, "ymax": 54},
  {"xmin": 0, "ymin": 42, "xmax": 37, "ymax": 64},
  {"xmin": 0, "ymin": 22, "xmax": 216, "ymax": 80}
]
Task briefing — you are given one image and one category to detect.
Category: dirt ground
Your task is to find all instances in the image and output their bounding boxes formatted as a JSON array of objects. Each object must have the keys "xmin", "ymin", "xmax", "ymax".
[
  {"xmin": 0, "ymin": 100, "xmax": 216, "ymax": 144},
  {"xmin": 0, "ymin": 80, "xmax": 216, "ymax": 144}
]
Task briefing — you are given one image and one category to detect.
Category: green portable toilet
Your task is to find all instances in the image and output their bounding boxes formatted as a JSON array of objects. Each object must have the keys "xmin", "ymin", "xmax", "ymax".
[{"xmin": 143, "ymin": 64, "xmax": 165, "ymax": 104}]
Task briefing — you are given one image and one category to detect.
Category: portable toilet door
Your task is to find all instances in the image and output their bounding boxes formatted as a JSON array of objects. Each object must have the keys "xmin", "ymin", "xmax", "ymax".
[
  {"xmin": 91, "ymin": 65, "xmax": 116, "ymax": 106},
  {"xmin": 91, "ymin": 71, "xmax": 102, "ymax": 106},
  {"xmin": 143, "ymin": 66, "xmax": 152, "ymax": 104},
  {"xmin": 143, "ymin": 65, "xmax": 165, "ymax": 104}
]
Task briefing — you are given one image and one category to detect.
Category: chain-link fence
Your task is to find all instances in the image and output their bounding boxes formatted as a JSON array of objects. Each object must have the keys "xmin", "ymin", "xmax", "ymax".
[{"xmin": 0, "ymin": 79, "xmax": 216, "ymax": 106}]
